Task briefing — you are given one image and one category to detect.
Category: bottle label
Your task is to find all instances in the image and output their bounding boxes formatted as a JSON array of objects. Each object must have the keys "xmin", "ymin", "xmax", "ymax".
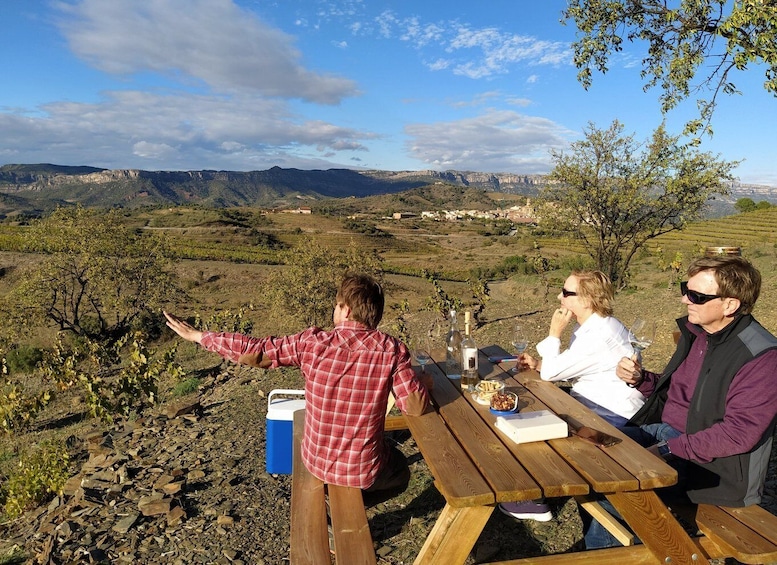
[{"xmin": 462, "ymin": 347, "xmax": 478, "ymax": 370}]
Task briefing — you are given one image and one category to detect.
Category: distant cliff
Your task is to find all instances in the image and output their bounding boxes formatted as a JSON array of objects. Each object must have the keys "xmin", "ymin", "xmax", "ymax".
[
  {"xmin": 0, "ymin": 164, "xmax": 546, "ymax": 217},
  {"xmin": 0, "ymin": 163, "xmax": 773, "ymax": 218}
]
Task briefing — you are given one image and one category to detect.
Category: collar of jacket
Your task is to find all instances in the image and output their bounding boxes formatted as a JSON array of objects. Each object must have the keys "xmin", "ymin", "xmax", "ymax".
[{"xmin": 676, "ymin": 313, "xmax": 752, "ymax": 347}]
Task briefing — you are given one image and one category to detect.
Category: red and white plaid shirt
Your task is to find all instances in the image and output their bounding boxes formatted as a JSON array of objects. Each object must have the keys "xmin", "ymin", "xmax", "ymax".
[{"xmin": 200, "ymin": 321, "xmax": 429, "ymax": 488}]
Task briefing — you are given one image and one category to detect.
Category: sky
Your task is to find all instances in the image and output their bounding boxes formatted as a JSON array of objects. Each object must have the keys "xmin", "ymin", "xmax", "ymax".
[{"xmin": 1, "ymin": 0, "xmax": 775, "ymax": 185}]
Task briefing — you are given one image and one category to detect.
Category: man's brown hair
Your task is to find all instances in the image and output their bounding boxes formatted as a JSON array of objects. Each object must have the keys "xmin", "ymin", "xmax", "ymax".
[
  {"xmin": 336, "ymin": 273, "xmax": 384, "ymax": 328},
  {"xmin": 688, "ymin": 256, "xmax": 761, "ymax": 315}
]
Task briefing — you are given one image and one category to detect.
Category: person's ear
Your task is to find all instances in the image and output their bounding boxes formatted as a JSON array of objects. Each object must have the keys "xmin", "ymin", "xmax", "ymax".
[
  {"xmin": 340, "ymin": 303, "xmax": 352, "ymax": 320},
  {"xmin": 722, "ymin": 297, "xmax": 741, "ymax": 317}
]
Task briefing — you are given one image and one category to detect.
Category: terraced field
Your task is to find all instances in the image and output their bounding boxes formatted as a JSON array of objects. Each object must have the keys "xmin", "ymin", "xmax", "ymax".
[{"xmin": 650, "ymin": 207, "xmax": 777, "ymax": 253}]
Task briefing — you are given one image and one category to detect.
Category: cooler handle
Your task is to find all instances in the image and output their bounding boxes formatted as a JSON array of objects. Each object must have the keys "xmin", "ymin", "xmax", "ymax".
[{"xmin": 268, "ymin": 389, "xmax": 305, "ymax": 405}]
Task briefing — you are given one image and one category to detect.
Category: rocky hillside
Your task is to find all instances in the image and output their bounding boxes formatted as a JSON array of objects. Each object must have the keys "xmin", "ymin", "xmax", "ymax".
[
  {"xmin": 0, "ymin": 164, "xmax": 544, "ymax": 218},
  {"xmin": 1, "ymin": 163, "xmax": 775, "ymax": 219}
]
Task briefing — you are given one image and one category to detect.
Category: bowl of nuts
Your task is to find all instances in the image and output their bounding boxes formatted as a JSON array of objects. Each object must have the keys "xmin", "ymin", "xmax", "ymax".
[
  {"xmin": 474, "ymin": 379, "xmax": 505, "ymax": 404},
  {"xmin": 489, "ymin": 391, "xmax": 519, "ymax": 415}
]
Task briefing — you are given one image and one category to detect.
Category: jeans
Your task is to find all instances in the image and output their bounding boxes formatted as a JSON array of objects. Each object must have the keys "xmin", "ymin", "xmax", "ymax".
[
  {"xmin": 584, "ymin": 423, "xmax": 686, "ymax": 549},
  {"xmin": 569, "ymin": 392, "xmax": 630, "ymax": 430}
]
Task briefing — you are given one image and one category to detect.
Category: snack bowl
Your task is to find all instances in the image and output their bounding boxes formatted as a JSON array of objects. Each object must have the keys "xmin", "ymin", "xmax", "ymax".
[
  {"xmin": 475, "ymin": 379, "xmax": 505, "ymax": 404},
  {"xmin": 489, "ymin": 391, "xmax": 519, "ymax": 415}
]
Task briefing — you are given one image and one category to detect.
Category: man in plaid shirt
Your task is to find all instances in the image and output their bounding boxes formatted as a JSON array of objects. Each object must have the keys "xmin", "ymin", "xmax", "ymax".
[{"xmin": 164, "ymin": 273, "xmax": 432, "ymax": 504}]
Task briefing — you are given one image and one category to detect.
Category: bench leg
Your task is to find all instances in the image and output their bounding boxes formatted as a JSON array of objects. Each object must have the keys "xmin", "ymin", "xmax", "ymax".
[
  {"xmin": 607, "ymin": 491, "xmax": 707, "ymax": 564},
  {"xmin": 413, "ymin": 503, "xmax": 494, "ymax": 565},
  {"xmin": 290, "ymin": 410, "xmax": 330, "ymax": 565},
  {"xmin": 328, "ymin": 485, "xmax": 376, "ymax": 565}
]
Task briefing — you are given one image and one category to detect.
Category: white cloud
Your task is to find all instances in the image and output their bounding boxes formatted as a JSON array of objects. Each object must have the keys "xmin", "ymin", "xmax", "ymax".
[
  {"xmin": 506, "ymin": 97, "xmax": 532, "ymax": 107},
  {"xmin": 0, "ymin": 90, "xmax": 375, "ymax": 170},
  {"xmin": 404, "ymin": 110, "xmax": 573, "ymax": 173},
  {"xmin": 447, "ymin": 26, "xmax": 571, "ymax": 79},
  {"xmin": 55, "ymin": 0, "xmax": 358, "ymax": 104},
  {"xmin": 341, "ymin": 12, "xmax": 571, "ymax": 80}
]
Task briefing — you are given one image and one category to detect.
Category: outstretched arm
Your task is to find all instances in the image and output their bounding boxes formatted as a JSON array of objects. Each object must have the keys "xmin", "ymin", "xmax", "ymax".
[{"xmin": 164, "ymin": 311, "xmax": 204, "ymax": 344}]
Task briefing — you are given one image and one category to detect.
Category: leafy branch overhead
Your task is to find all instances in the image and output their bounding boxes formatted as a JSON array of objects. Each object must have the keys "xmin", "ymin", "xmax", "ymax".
[{"xmin": 564, "ymin": 0, "xmax": 777, "ymax": 136}]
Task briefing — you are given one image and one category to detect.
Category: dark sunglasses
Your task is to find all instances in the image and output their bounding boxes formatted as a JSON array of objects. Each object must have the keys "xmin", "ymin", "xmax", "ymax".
[
  {"xmin": 561, "ymin": 288, "xmax": 577, "ymax": 297},
  {"xmin": 680, "ymin": 281, "xmax": 722, "ymax": 305}
]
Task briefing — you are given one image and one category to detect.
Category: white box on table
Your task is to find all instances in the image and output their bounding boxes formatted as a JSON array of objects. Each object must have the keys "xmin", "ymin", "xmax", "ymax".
[{"xmin": 495, "ymin": 410, "xmax": 568, "ymax": 444}]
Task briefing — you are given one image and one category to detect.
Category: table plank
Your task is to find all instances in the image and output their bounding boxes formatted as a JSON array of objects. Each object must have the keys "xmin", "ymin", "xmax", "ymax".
[
  {"xmin": 517, "ymin": 372, "xmax": 678, "ymax": 490},
  {"xmin": 429, "ymin": 368, "xmax": 542, "ymax": 503},
  {"xmin": 404, "ymin": 405, "xmax": 494, "ymax": 508},
  {"xmin": 465, "ymin": 378, "xmax": 589, "ymax": 498}
]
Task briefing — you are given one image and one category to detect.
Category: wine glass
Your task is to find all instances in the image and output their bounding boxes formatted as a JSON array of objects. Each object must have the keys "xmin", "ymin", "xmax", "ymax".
[
  {"xmin": 412, "ymin": 335, "xmax": 433, "ymax": 373},
  {"xmin": 413, "ymin": 349, "xmax": 432, "ymax": 373},
  {"xmin": 511, "ymin": 324, "xmax": 529, "ymax": 373},
  {"xmin": 629, "ymin": 318, "xmax": 656, "ymax": 357}
]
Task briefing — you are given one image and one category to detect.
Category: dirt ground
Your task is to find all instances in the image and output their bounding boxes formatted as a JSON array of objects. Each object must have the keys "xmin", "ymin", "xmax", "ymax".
[{"xmin": 2, "ymin": 251, "xmax": 777, "ymax": 564}]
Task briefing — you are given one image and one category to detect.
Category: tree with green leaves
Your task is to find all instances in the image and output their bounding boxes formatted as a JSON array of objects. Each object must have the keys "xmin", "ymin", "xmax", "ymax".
[
  {"xmin": 564, "ymin": 0, "xmax": 777, "ymax": 136},
  {"xmin": 735, "ymin": 197, "xmax": 758, "ymax": 213},
  {"xmin": 540, "ymin": 120, "xmax": 736, "ymax": 287},
  {"xmin": 262, "ymin": 239, "xmax": 384, "ymax": 329},
  {"xmin": 1, "ymin": 206, "xmax": 181, "ymax": 343}
]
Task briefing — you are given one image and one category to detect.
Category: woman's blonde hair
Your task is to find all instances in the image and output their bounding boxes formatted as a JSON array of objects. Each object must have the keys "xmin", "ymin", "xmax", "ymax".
[{"xmin": 571, "ymin": 270, "xmax": 614, "ymax": 317}]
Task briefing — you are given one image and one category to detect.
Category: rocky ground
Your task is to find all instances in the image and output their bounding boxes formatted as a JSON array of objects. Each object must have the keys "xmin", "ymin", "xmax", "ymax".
[
  {"xmin": 5, "ymin": 357, "xmax": 775, "ymax": 565},
  {"xmin": 1, "ymin": 358, "xmax": 593, "ymax": 565},
  {"xmin": 3, "ymin": 274, "xmax": 777, "ymax": 564}
]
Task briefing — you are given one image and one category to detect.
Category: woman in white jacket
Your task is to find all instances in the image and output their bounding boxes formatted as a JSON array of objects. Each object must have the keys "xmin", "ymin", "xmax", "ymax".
[
  {"xmin": 520, "ymin": 270, "xmax": 644, "ymax": 428},
  {"xmin": 500, "ymin": 270, "xmax": 645, "ymax": 522}
]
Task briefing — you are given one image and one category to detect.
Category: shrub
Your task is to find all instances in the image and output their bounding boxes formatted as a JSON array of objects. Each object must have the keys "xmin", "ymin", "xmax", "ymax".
[
  {"xmin": 1, "ymin": 352, "xmax": 52, "ymax": 434},
  {"xmin": 172, "ymin": 377, "xmax": 201, "ymax": 397},
  {"xmin": 1, "ymin": 440, "xmax": 69, "ymax": 519},
  {"xmin": 4, "ymin": 346, "xmax": 43, "ymax": 375},
  {"xmin": 39, "ymin": 333, "xmax": 183, "ymax": 423}
]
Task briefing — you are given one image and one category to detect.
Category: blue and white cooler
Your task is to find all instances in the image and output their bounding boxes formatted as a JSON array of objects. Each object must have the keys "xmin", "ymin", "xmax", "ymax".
[{"xmin": 265, "ymin": 389, "xmax": 305, "ymax": 474}]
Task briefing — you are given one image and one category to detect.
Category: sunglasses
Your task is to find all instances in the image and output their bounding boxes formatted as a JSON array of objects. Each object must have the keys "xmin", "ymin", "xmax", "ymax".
[
  {"xmin": 561, "ymin": 288, "xmax": 578, "ymax": 297},
  {"xmin": 680, "ymin": 281, "xmax": 722, "ymax": 305}
]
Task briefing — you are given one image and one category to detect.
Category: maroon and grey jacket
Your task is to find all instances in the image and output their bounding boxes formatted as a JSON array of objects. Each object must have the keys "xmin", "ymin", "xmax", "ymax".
[{"xmin": 629, "ymin": 314, "xmax": 777, "ymax": 507}]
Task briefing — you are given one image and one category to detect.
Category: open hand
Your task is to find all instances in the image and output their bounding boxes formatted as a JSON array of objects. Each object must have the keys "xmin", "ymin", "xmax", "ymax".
[{"xmin": 164, "ymin": 311, "xmax": 204, "ymax": 344}]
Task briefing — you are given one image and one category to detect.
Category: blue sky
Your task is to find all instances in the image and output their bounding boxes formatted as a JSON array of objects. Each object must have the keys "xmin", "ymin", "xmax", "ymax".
[{"xmin": 1, "ymin": 0, "xmax": 775, "ymax": 185}]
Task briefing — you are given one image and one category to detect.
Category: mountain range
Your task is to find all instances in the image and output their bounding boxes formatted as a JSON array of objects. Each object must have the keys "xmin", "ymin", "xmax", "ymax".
[{"xmin": 0, "ymin": 163, "xmax": 774, "ymax": 219}]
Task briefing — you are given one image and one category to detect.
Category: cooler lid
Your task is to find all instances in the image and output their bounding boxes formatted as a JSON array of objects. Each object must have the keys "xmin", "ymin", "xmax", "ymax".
[{"xmin": 267, "ymin": 389, "xmax": 305, "ymax": 420}]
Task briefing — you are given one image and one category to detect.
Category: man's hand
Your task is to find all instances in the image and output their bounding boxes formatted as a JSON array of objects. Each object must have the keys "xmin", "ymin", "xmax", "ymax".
[
  {"xmin": 164, "ymin": 311, "xmax": 204, "ymax": 344},
  {"xmin": 616, "ymin": 355, "xmax": 643, "ymax": 386}
]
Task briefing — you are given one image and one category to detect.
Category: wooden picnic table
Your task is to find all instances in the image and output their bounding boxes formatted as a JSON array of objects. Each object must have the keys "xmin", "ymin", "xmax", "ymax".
[{"xmin": 404, "ymin": 345, "xmax": 709, "ymax": 565}]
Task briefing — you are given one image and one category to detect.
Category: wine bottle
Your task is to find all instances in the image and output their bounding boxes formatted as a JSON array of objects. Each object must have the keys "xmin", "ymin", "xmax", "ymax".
[
  {"xmin": 445, "ymin": 309, "xmax": 462, "ymax": 381},
  {"xmin": 460, "ymin": 310, "xmax": 478, "ymax": 391}
]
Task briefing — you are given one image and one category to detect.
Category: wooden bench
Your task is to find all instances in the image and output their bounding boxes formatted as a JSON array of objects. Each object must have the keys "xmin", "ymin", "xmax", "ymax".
[
  {"xmin": 520, "ymin": 501, "xmax": 777, "ymax": 565},
  {"xmin": 289, "ymin": 410, "xmax": 376, "ymax": 565},
  {"xmin": 695, "ymin": 503, "xmax": 777, "ymax": 564}
]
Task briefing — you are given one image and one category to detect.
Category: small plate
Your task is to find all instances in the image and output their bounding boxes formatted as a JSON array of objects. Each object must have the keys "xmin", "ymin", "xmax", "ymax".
[
  {"xmin": 489, "ymin": 406, "xmax": 517, "ymax": 416},
  {"xmin": 471, "ymin": 393, "xmax": 491, "ymax": 406}
]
